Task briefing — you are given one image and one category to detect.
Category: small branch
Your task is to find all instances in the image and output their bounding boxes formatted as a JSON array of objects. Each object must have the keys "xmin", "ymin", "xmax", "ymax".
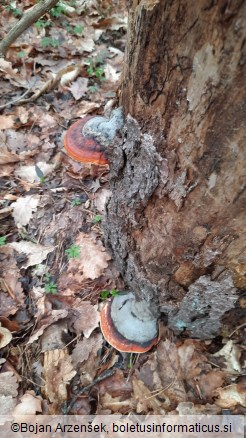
[
  {"xmin": 0, "ymin": 79, "xmax": 36, "ymax": 110},
  {"xmin": 0, "ymin": 0, "xmax": 59, "ymax": 58}
]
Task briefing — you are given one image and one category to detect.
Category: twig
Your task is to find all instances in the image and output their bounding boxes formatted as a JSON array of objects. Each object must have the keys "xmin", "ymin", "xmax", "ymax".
[
  {"xmin": 229, "ymin": 322, "xmax": 246, "ymax": 338},
  {"xmin": 0, "ymin": 79, "xmax": 36, "ymax": 110},
  {"xmin": 0, "ymin": 0, "xmax": 59, "ymax": 58},
  {"xmin": 64, "ymin": 369, "xmax": 115, "ymax": 414}
]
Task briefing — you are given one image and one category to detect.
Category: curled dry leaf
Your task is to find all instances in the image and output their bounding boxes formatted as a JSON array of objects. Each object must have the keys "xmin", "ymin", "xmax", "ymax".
[
  {"xmin": 213, "ymin": 340, "xmax": 242, "ymax": 373},
  {"xmin": 13, "ymin": 391, "xmax": 42, "ymax": 415},
  {"xmin": 40, "ymin": 320, "xmax": 69, "ymax": 352},
  {"xmin": 67, "ymin": 232, "xmax": 111, "ymax": 281},
  {"xmin": 71, "ymin": 302, "xmax": 100, "ymax": 338},
  {"xmin": 215, "ymin": 383, "xmax": 246, "ymax": 408},
  {"xmin": 94, "ymin": 188, "xmax": 112, "ymax": 213},
  {"xmin": 198, "ymin": 370, "xmax": 226, "ymax": 400},
  {"xmin": 0, "ymin": 146, "xmax": 20, "ymax": 165},
  {"xmin": 15, "ymin": 162, "xmax": 56, "ymax": 183},
  {"xmin": 0, "ymin": 246, "xmax": 25, "ymax": 316},
  {"xmin": 27, "ymin": 310, "xmax": 68, "ymax": 344},
  {"xmin": 132, "ymin": 378, "xmax": 166, "ymax": 415},
  {"xmin": 0, "ymin": 326, "xmax": 12, "ymax": 349},
  {"xmin": 8, "ymin": 241, "xmax": 54, "ymax": 269},
  {"xmin": 99, "ymin": 392, "xmax": 134, "ymax": 414},
  {"xmin": 11, "ymin": 194, "xmax": 40, "ymax": 227},
  {"xmin": 72, "ymin": 332, "xmax": 103, "ymax": 366},
  {"xmin": 42, "ymin": 348, "xmax": 76, "ymax": 404}
]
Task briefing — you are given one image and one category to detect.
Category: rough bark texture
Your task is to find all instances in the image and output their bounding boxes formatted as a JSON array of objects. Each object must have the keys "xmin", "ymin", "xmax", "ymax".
[{"xmin": 104, "ymin": 0, "xmax": 246, "ymax": 338}]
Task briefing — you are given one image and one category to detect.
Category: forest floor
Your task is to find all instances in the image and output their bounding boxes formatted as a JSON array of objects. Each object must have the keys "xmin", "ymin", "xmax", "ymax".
[{"xmin": 0, "ymin": 0, "xmax": 245, "ymax": 417}]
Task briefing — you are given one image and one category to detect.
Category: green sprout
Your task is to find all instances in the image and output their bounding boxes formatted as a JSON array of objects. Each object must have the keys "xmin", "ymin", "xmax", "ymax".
[
  {"xmin": 92, "ymin": 215, "xmax": 102, "ymax": 224},
  {"xmin": 100, "ymin": 288, "xmax": 119, "ymax": 300},
  {"xmin": 6, "ymin": 3, "xmax": 22, "ymax": 17},
  {"xmin": 0, "ymin": 236, "xmax": 7, "ymax": 246},
  {"xmin": 35, "ymin": 165, "xmax": 46, "ymax": 184},
  {"xmin": 71, "ymin": 198, "xmax": 82, "ymax": 206},
  {"xmin": 35, "ymin": 19, "xmax": 52, "ymax": 29},
  {"xmin": 65, "ymin": 244, "xmax": 80, "ymax": 259},
  {"xmin": 50, "ymin": 2, "xmax": 67, "ymax": 18},
  {"xmin": 44, "ymin": 274, "xmax": 57, "ymax": 294},
  {"xmin": 17, "ymin": 51, "xmax": 27, "ymax": 58},
  {"xmin": 72, "ymin": 24, "xmax": 84, "ymax": 35},
  {"xmin": 87, "ymin": 59, "xmax": 105, "ymax": 81},
  {"xmin": 41, "ymin": 37, "xmax": 60, "ymax": 48}
]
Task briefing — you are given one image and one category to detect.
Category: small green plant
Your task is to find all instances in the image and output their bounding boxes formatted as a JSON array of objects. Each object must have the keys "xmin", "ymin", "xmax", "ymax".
[
  {"xmin": 101, "ymin": 288, "xmax": 119, "ymax": 300},
  {"xmin": 17, "ymin": 51, "xmax": 27, "ymax": 58},
  {"xmin": 50, "ymin": 2, "xmax": 67, "ymax": 18},
  {"xmin": 0, "ymin": 236, "xmax": 7, "ymax": 246},
  {"xmin": 92, "ymin": 215, "xmax": 102, "ymax": 224},
  {"xmin": 73, "ymin": 24, "xmax": 84, "ymax": 36},
  {"xmin": 87, "ymin": 59, "xmax": 105, "ymax": 81},
  {"xmin": 41, "ymin": 37, "xmax": 60, "ymax": 48},
  {"xmin": 127, "ymin": 353, "xmax": 137, "ymax": 369},
  {"xmin": 35, "ymin": 19, "xmax": 52, "ymax": 29},
  {"xmin": 6, "ymin": 3, "xmax": 22, "ymax": 17},
  {"xmin": 65, "ymin": 244, "xmax": 80, "ymax": 259},
  {"xmin": 88, "ymin": 85, "xmax": 99, "ymax": 94},
  {"xmin": 44, "ymin": 274, "xmax": 57, "ymax": 294},
  {"xmin": 35, "ymin": 165, "xmax": 46, "ymax": 183},
  {"xmin": 71, "ymin": 198, "xmax": 82, "ymax": 206}
]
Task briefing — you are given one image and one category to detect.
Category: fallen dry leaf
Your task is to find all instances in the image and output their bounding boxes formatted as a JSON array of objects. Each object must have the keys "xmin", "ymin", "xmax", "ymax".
[
  {"xmin": 71, "ymin": 302, "xmax": 100, "ymax": 338},
  {"xmin": 213, "ymin": 340, "xmax": 242, "ymax": 373},
  {"xmin": 69, "ymin": 77, "xmax": 89, "ymax": 100},
  {"xmin": 72, "ymin": 332, "xmax": 103, "ymax": 366},
  {"xmin": 0, "ymin": 59, "xmax": 18, "ymax": 78},
  {"xmin": 98, "ymin": 369, "xmax": 133, "ymax": 400},
  {"xmin": 198, "ymin": 370, "xmax": 226, "ymax": 400},
  {"xmin": 0, "ymin": 326, "xmax": 12, "ymax": 349},
  {"xmin": 41, "ymin": 320, "xmax": 69, "ymax": 352},
  {"xmin": 27, "ymin": 310, "xmax": 68, "ymax": 344},
  {"xmin": 99, "ymin": 392, "xmax": 134, "ymax": 414},
  {"xmin": 0, "ymin": 146, "xmax": 20, "ymax": 165},
  {"xmin": 15, "ymin": 161, "xmax": 56, "ymax": 183},
  {"xmin": 13, "ymin": 391, "xmax": 42, "ymax": 415},
  {"xmin": 132, "ymin": 378, "xmax": 166, "ymax": 415},
  {"xmin": 157, "ymin": 340, "xmax": 186, "ymax": 404},
  {"xmin": 0, "ymin": 395, "xmax": 17, "ymax": 416},
  {"xmin": 177, "ymin": 401, "xmax": 221, "ymax": 415},
  {"xmin": 43, "ymin": 348, "xmax": 76, "ymax": 404},
  {"xmin": 94, "ymin": 188, "xmax": 111, "ymax": 213},
  {"xmin": 215, "ymin": 383, "xmax": 246, "ymax": 408},
  {"xmin": 0, "ymin": 371, "xmax": 18, "ymax": 397},
  {"xmin": 11, "ymin": 194, "xmax": 40, "ymax": 227},
  {"xmin": 67, "ymin": 232, "xmax": 111, "ymax": 281},
  {"xmin": 104, "ymin": 63, "xmax": 121, "ymax": 83},
  {"xmin": 0, "ymin": 115, "xmax": 14, "ymax": 130},
  {"xmin": 8, "ymin": 241, "xmax": 54, "ymax": 268},
  {"xmin": 0, "ymin": 246, "xmax": 25, "ymax": 316}
]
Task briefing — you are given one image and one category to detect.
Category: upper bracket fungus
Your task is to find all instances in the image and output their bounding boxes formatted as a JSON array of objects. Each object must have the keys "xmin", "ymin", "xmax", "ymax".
[
  {"xmin": 100, "ymin": 292, "xmax": 159, "ymax": 353},
  {"xmin": 64, "ymin": 107, "xmax": 123, "ymax": 165}
]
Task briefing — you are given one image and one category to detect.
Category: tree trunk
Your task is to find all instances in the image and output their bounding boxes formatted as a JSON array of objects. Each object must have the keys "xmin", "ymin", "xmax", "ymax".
[{"xmin": 104, "ymin": 0, "xmax": 246, "ymax": 339}]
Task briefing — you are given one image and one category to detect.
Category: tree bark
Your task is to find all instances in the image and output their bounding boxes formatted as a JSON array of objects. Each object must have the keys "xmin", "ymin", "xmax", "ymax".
[
  {"xmin": 105, "ymin": 0, "xmax": 246, "ymax": 338},
  {"xmin": 0, "ymin": 0, "xmax": 59, "ymax": 58}
]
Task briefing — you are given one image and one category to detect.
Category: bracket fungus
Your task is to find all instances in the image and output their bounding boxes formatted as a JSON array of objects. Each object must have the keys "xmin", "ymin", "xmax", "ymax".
[
  {"xmin": 64, "ymin": 107, "xmax": 123, "ymax": 165},
  {"xmin": 100, "ymin": 292, "xmax": 159, "ymax": 353}
]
